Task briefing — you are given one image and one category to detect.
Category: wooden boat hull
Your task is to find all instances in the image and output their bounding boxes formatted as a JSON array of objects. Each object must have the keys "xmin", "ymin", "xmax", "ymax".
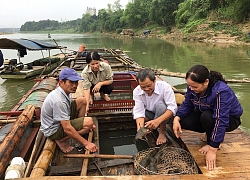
[
  {"xmin": 0, "ymin": 57, "xmax": 64, "ymax": 79},
  {"xmin": 1, "ymin": 48, "xmax": 250, "ymax": 179}
]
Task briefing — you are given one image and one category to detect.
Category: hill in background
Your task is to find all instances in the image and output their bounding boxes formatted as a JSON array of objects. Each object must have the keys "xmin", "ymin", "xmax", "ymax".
[{"xmin": 0, "ymin": 28, "xmax": 20, "ymax": 33}]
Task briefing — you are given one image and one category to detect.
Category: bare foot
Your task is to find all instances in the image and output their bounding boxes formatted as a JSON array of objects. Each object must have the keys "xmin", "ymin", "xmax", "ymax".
[
  {"xmin": 156, "ymin": 133, "xmax": 167, "ymax": 145},
  {"xmin": 92, "ymin": 124, "xmax": 96, "ymax": 130},
  {"xmin": 55, "ymin": 139, "xmax": 74, "ymax": 153},
  {"xmin": 198, "ymin": 144, "xmax": 210, "ymax": 154},
  {"xmin": 89, "ymin": 94, "xmax": 94, "ymax": 104},
  {"xmin": 200, "ymin": 133, "xmax": 207, "ymax": 142},
  {"xmin": 100, "ymin": 92, "xmax": 110, "ymax": 101}
]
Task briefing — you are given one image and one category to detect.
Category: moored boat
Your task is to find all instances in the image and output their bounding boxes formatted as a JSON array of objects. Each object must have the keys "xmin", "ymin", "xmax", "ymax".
[
  {"xmin": 0, "ymin": 38, "xmax": 66, "ymax": 79},
  {"xmin": 1, "ymin": 48, "xmax": 250, "ymax": 179}
]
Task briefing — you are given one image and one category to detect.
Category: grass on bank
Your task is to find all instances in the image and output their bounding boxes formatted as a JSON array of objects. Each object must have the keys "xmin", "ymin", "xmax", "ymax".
[{"xmin": 20, "ymin": 20, "xmax": 250, "ymax": 43}]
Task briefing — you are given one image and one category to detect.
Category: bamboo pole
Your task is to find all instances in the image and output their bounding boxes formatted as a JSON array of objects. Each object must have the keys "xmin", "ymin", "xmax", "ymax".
[
  {"xmin": 158, "ymin": 70, "xmax": 186, "ymax": 78},
  {"xmin": 158, "ymin": 70, "xmax": 250, "ymax": 83},
  {"xmin": 29, "ymin": 138, "xmax": 56, "ymax": 177},
  {"xmin": 0, "ymin": 118, "xmax": 17, "ymax": 124},
  {"xmin": 80, "ymin": 131, "xmax": 93, "ymax": 176},
  {"xmin": 225, "ymin": 78, "xmax": 250, "ymax": 83},
  {"xmin": 0, "ymin": 104, "xmax": 35, "ymax": 176},
  {"xmin": 64, "ymin": 154, "xmax": 134, "ymax": 159}
]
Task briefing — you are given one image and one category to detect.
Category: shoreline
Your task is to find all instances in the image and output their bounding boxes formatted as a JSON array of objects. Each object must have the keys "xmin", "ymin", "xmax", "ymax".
[
  {"xmin": 2, "ymin": 29, "xmax": 249, "ymax": 46},
  {"xmin": 113, "ymin": 30, "xmax": 250, "ymax": 46}
]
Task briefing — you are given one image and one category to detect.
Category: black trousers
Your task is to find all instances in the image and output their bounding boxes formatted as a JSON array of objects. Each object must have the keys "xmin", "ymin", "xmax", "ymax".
[
  {"xmin": 179, "ymin": 110, "xmax": 241, "ymax": 144},
  {"xmin": 90, "ymin": 84, "xmax": 114, "ymax": 94}
]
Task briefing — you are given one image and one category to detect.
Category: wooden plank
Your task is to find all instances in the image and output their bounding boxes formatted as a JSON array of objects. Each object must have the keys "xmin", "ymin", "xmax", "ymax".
[
  {"xmin": 19, "ymin": 127, "xmax": 39, "ymax": 159},
  {"xmin": 24, "ymin": 129, "xmax": 44, "ymax": 177},
  {"xmin": 0, "ymin": 111, "xmax": 22, "ymax": 116},
  {"xmin": 48, "ymin": 159, "xmax": 134, "ymax": 176},
  {"xmin": 88, "ymin": 159, "xmax": 133, "ymax": 170},
  {"xmin": 16, "ymin": 172, "xmax": 250, "ymax": 180},
  {"xmin": 80, "ymin": 131, "xmax": 93, "ymax": 175},
  {"xmin": 64, "ymin": 154, "xmax": 134, "ymax": 159},
  {"xmin": 47, "ymin": 166, "xmax": 81, "ymax": 176},
  {"xmin": 92, "ymin": 117, "xmax": 99, "ymax": 151},
  {"xmin": 181, "ymin": 128, "xmax": 250, "ymax": 176}
]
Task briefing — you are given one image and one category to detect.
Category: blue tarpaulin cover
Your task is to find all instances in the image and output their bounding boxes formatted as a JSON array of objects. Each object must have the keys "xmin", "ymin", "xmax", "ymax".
[{"xmin": 0, "ymin": 38, "xmax": 64, "ymax": 50}]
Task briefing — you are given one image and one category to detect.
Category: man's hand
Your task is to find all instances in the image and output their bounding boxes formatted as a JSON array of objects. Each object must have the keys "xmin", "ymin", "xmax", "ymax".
[
  {"xmin": 85, "ymin": 142, "xmax": 98, "ymax": 153},
  {"xmin": 144, "ymin": 119, "xmax": 160, "ymax": 130}
]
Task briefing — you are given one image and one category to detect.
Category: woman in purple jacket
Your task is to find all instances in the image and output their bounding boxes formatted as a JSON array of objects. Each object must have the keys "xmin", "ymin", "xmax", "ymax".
[{"xmin": 173, "ymin": 65, "xmax": 243, "ymax": 171}]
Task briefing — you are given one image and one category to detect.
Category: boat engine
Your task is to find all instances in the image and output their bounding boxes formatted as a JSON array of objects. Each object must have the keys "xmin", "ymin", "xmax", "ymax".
[{"xmin": 3, "ymin": 59, "xmax": 24, "ymax": 73}]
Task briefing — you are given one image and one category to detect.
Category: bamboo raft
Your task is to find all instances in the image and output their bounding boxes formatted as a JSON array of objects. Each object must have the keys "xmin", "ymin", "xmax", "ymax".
[{"xmin": 0, "ymin": 48, "xmax": 250, "ymax": 179}]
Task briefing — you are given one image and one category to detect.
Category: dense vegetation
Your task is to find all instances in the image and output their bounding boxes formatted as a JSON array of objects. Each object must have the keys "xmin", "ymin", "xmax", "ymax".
[{"xmin": 20, "ymin": 0, "xmax": 250, "ymax": 36}]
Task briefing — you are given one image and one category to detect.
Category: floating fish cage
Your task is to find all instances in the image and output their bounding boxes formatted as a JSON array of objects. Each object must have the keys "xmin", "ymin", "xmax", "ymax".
[{"xmin": 134, "ymin": 147, "xmax": 199, "ymax": 175}]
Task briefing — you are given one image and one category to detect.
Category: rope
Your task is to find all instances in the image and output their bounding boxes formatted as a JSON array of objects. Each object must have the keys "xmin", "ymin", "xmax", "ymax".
[{"xmin": 19, "ymin": 114, "xmax": 31, "ymax": 123}]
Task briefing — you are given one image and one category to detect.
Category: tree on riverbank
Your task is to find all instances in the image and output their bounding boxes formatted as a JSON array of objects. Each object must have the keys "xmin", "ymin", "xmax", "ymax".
[{"xmin": 20, "ymin": 0, "xmax": 250, "ymax": 41}]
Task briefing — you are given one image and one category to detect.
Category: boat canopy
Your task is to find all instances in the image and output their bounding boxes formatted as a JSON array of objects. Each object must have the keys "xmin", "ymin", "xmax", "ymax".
[{"xmin": 0, "ymin": 38, "xmax": 64, "ymax": 50}]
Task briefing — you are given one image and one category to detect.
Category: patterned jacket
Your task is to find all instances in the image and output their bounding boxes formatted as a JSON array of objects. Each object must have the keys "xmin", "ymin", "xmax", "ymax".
[{"xmin": 176, "ymin": 80, "xmax": 243, "ymax": 148}]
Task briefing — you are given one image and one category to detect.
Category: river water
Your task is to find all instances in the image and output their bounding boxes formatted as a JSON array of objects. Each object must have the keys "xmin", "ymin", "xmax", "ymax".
[{"xmin": 1, "ymin": 33, "xmax": 250, "ymax": 135}]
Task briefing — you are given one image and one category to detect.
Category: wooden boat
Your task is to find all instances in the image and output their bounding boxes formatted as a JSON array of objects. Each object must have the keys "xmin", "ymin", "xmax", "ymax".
[
  {"xmin": 1, "ymin": 48, "xmax": 250, "ymax": 179},
  {"xmin": 0, "ymin": 38, "xmax": 66, "ymax": 79}
]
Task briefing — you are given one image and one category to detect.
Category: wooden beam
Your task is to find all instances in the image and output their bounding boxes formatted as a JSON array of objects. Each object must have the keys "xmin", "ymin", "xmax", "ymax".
[
  {"xmin": 80, "ymin": 131, "xmax": 93, "ymax": 176},
  {"xmin": 48, "ymin": 159, "xmax": 134, "ymax": 175},
  {"xmin": 24, "ymin": 130, "xmax": 45, "ymax": 177},
  {"xmin": 10, "ymin": 172, "xmax": 250, "ymax": 180},
  {"xmin": 0, "ymin": 111, "xmax": 22, "ymax": 116},
  {"xmin": 64, "ymin": 154, "xmax": 134, "ymax": 159},
  {"xmin": 19, "ymin": 127, "xmax": 39, "ymax": 159}
]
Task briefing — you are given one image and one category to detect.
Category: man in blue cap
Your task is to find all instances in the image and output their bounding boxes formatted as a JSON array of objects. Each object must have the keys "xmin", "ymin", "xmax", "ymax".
[{"xmin": 40, "ymin": 67, "xmax": 98, "ymax": 153}]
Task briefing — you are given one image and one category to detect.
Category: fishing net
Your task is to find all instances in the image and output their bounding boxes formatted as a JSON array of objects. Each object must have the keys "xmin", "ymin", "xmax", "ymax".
[{"xmin": 134, "ymin": 147, "xmax": 199, "ymax": 175}]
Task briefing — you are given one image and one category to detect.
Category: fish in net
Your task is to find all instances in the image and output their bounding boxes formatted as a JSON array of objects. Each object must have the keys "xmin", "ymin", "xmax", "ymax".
[{"xmin": 134, "ymin": 146, "xmax": 199, "ymax": 175}]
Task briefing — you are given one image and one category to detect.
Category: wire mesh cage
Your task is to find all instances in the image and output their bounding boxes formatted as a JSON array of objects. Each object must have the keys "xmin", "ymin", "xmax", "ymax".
[{"xmin": 134, "ymin": 147, "xmax": 199, "ymax": 175}]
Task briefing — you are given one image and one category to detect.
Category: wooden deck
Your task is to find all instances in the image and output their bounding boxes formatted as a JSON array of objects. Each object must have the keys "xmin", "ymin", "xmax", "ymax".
[
  {"xmin": 20, "ymin": 127, "xmax": 250, "ymax": 179},
  {"xmin": 17, "ymin": 128, "xmax": 250, "ymax": 179},
  {"xmin": 183, "ymin": 128, "xmax": 250, "ymax": 178}
]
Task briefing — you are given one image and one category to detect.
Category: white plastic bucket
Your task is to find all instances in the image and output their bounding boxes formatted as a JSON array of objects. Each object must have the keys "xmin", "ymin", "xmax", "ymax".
[{"xmin": 5, "ymin": 157, "xmax": 26, "ymax": 179}]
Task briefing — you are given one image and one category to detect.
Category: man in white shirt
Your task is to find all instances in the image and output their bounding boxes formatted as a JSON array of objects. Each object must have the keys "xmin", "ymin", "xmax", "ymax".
[{"xmin": 133, "ymin": 68, "xmax": 177, "ymax": 145}]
